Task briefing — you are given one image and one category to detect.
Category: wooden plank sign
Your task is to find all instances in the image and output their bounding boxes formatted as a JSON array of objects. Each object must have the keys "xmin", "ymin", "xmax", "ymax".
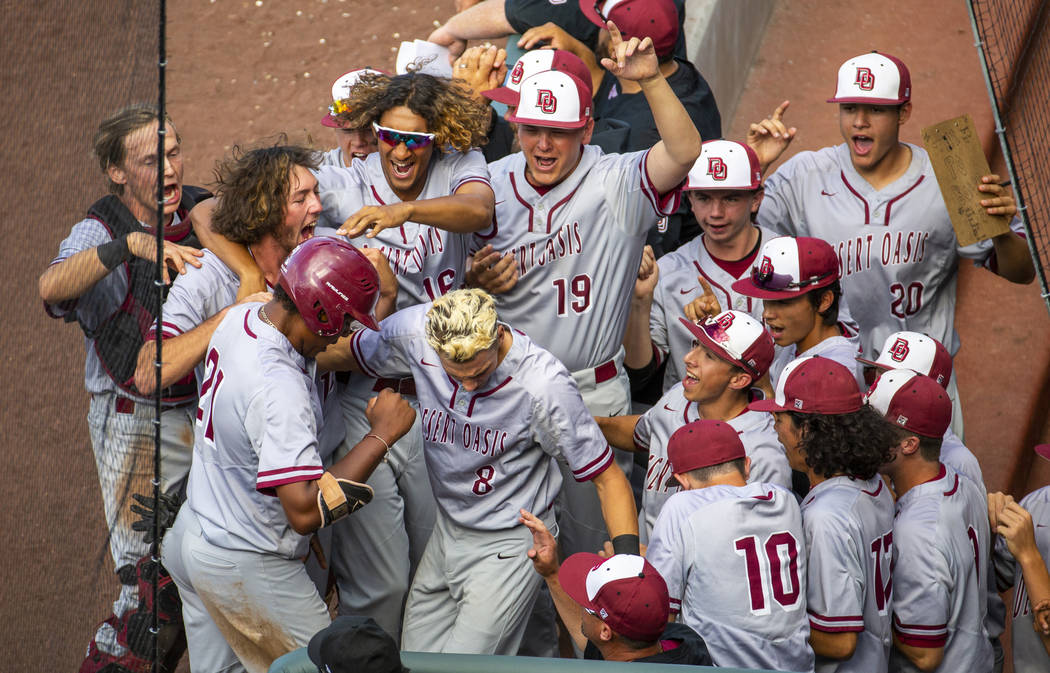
[{"xmin": 921, "ymin": 114, "xmax": 1010, "ymax": 247}]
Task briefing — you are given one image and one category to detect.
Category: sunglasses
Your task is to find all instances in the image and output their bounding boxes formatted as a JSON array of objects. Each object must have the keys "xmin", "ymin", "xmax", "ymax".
[
  {"xmin": 371, "ymin": 122, "xmax": 436, "ymax": 149},
  {"xmin": 750, "ymin": 266, "xmax": 832, "ymax": 292}
]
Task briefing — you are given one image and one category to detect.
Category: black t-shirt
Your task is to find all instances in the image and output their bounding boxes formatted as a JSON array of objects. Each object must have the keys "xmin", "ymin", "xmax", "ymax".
[
  {"xmin": 583, "ymin": 622, "xmax": 713, "ymax": 665},
  {"xmin": 505, "ymin": 0, "xmax": 688, "ymax": 59},
  {"xmin": 594, "ymin": 57, "xmax": 721, "ymax": 152}
]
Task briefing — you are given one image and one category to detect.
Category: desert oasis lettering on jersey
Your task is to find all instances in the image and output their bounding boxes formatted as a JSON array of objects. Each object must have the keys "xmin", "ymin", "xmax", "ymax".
[
  {"xmin": 421, "ymin": 407, "xmax": 508, "ymax": 457},
  {"xmin": 835, "ymin": 230, "xmax": 931, "ymax": 277},
  {"xmin": 364, "ymin": 226, "xmax": 451, "ymax": 277},
  {"xmin": 511, "ymin": 221, "xmax": 585, "ymax": 276}
]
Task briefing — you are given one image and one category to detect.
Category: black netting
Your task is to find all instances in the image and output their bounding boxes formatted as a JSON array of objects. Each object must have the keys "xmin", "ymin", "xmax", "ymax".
[
  {"xmin": 1, "ymin": 1, "xmax": 167, "ymax": 669},
  {"xmin": 970, "ymin": 0, "xmax": 1050, "ymax": 314}
]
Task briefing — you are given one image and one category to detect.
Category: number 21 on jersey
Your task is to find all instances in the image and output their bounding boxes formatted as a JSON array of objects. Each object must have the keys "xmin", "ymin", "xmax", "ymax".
[{"xmin": 196, "ymin": 347, "xmax": 225, "ymax": 444}]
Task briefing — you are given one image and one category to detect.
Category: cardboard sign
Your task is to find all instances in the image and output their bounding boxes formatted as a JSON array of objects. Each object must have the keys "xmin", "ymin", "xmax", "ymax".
[{"xmin": 922, "ymin": 114, "xmax": 1010, "ymax": 246}]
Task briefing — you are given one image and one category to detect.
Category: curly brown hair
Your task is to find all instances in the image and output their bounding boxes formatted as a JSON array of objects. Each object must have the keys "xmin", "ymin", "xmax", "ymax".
[
  {"xmin": 787, "ymin": 405, "xmax": 896, "ymax": 480},
  {"xmin": 210, "ymin": 143, "xmax": 320, "ymax": 245},
  {"xmin": 335, "ymin": 71, "xmax": 489, "ymax": 153}
]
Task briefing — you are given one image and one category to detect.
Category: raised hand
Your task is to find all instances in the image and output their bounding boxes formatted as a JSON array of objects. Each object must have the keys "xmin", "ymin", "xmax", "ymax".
[
  {"xmin": 599, "ymin": 20, "xmax": 658, "ymax": 83},
  {"xmin": 684, "ymin": 277, "xmax": 722, "ymax": 322},
  {"xmin": 747, "ymin": 100, "xmax": 797, "ymax": 174}
]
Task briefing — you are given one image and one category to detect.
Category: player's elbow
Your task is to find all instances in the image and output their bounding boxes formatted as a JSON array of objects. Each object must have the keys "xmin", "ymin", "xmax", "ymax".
[
  {"xmin": 902, "ymin": 645, "xmax": 944, "ymax": 672},
  {"xmin": 38, "ymin": 268, "xmax": 66, "ymax": 305},
  {"xmin": 134, "ymin": 345, "xmax": 157, "ymax": 393},
  {"xmin": 461, "ymin": 194, "xmax": 495, "ymax": 232},
  {"xmin": 810, "ymin": 630, "xmax": 857, "ymax": 660}
]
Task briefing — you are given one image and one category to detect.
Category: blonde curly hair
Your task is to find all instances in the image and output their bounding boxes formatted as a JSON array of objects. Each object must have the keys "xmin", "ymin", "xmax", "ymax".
[
  {"xmin": 334, "ymin": 71, "xmax": 489, "ymax": 153},
  {"xmin": 425, "ymin": 289, "xmax": 499, "ymax": 362}
]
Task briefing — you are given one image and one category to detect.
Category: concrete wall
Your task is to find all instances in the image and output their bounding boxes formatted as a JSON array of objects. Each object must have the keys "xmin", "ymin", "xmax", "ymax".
[{"xmin": 684, "ymin": 0, "xmax": 774, "ymax": 133}]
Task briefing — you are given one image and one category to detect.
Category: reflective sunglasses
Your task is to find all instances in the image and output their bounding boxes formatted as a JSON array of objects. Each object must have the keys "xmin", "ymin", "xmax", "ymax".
[
  {"xmin": 750, "ymin": 266, "xmax": 832, "ymax": 292},
  {"xmin": 371, "ymin": 122, "xmax": 436, "ymax": 149}
]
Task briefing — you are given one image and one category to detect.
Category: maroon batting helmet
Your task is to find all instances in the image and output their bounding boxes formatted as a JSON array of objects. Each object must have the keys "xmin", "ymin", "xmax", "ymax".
[{"xmin": 278, "ymin": 237, "xmax": 381, "ymax": 334}]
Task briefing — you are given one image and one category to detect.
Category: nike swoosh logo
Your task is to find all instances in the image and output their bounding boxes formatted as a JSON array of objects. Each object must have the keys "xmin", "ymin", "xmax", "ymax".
[
  {"xmin": 663, "ymin": 404, "xmax": 675, "ymax": 411},
  {"xmin": 679, "ymin": 288, "xmax": 695, "ymax": 295},
  {"xmin": 821, "ymin": 190, "xmax": 836, "ymax": 196},
  {"xmin": 497, "ymin": 551, "xmax": 518, "ymax": 559},
  {"xmin": 420, "ymin": 358, "xmax": 437, "ymax": 367},
  {"xmin": 494, "ymin": 200, "xmax": 505, "ymax": 205}
]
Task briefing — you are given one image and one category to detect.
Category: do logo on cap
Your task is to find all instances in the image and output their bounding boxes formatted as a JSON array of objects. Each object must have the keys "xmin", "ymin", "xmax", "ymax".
[
  {"xmin": 707, "ymin": 157, "xmax": 727, "ymax": 181},
  {"xmin": 855, "ymin": 67, "xmax": 875, "ymax": 91},
  {"xmin": 538, "ymin": 89, "xmax": 557, "ymax": 114}
]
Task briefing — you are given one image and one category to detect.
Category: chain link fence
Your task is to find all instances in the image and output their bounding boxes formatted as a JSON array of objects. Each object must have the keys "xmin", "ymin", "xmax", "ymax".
[{"xmin": 968, "ymin": 0, "xmax": 1050, "ymax": 315}]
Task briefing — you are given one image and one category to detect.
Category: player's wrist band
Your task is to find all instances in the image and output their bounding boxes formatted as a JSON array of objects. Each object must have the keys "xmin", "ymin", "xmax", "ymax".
[
  {"xmin": 611, "ymin": 534, "xmax": 640, "ymax": 556},
  {"xmin": 365, "ymin": 433, "xmax": 390, "ymax": 451},
  {"xmin": 97, "ymin": 235, "xmax": 131, "ymax": 270}
]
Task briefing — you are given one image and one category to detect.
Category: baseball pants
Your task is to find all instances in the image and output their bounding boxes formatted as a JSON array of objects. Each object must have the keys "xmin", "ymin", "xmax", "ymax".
[
  {"xmin": 400, "ymin": 508, "xmax": 557, "ymax": 655},
  {"xmin": 556, "ymin": 349, "xmax": 634, "ymax": 558},
  {"xmin": 163, "ymin": 507, "xmax": 330, "ymax": 673},
  {"xmin": 329, "ymin": 386, "xmax": 434, "ymax": 638},
  {"xmin": 87, "ymin": 393, "xmax": 194, "ymax": 655}
]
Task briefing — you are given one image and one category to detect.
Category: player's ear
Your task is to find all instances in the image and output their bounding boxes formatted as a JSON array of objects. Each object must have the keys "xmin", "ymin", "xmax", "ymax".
[
  {"xmin": 580, "ymin": 117, "xmax": 595, "ymax": 146},
  {"xmin": 599, "ymin": 621, "xmax": 614, "ymax": 643},
  {"xmin": 897, "ymin": 102, "xmax": 912, "ymax": 127},
  {"xmin": 817, "ymin": 288, "xmax": 835, "ymax": 314},
  {"xmin": 899, "ymin": 434, "xmax": 920, "ymax": 457},
  {"xmin": 107, "ymin": 162, "xmax": 128, "ymax": 188},
  {"xmin": 750, "ymin": 187, "xmax": 765, "ymax": 216},
  {"xmin": 742, "ymin": 456, "xmax": 752, "ymax": 481},
  {"xmin": 727, "ymin": 370, "xmax": 753, "ymax": 391}
]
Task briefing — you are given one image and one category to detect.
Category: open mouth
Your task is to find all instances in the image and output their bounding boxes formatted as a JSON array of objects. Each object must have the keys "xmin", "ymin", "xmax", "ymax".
[
  {"xmin": 352, "ymin": 152, "xmax": 370, "ymax": 161},
  {"xmin": 534, "ymin": 156, "xmax": 557, "ymax": 171},
  {"xmin": 300, "ymin": 223, "xmax": 316, "ymax": 241},
  {"xmin": 390, "ymin": 159, "xmax": 414, "ymax": 180},
  {"xmin": 767, "ymin": 324, "xmax": 786, "ymax": 342},
  {"xmin": 851, "ymin": 135, "xmax": 874, "ymax": 156},
  {"xmin": 163, "ymin": 183, "xmax": 180, "ymax": 206},
  {"xmin": 683, "ymin": 372, "xmax": 699, "ymax": 388}
]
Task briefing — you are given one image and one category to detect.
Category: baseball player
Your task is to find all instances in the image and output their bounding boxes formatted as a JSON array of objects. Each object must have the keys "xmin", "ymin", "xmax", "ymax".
[
  {"xmin": 319, "ymin": 68, "xmax": 382, "ymax": 168},
  {"xmin": 749, "ymin": 354, "xmax": 896, "ymax": 673},
  {"xmin": 857, "ymin": 330, "xmax": 983, "ymax": 487},
  {"xmin": 990, "ymin": 460, "xmax": 1050, "ymax": 671},
  {"xmin": 749, "ymin": 51, "xmax": 1035, "ymax": 431},
  {"xmin": 597, "ymin": 309, "xmax": 790, "ymax": 537},
  {"xmin": 162, "ymin": 237, "xmax": 416, "ymax": 673},
  {"xmin": 732, "ymin": 235, "xmax": 866, "ymax": 391},
  {"xmin": 868, "ymin": 369, "xmax": 993, "ymax": 673},
  {"xmin": 471, "ymin": 23, "xmax": 702, "ymax": 557},
  {"xmin": 517, "ymin": 516, "xmax": 713, "ymax": 665},
  {"xmin": 39, "ymin": 104, "xmax": 208, "ymax": 672},
  {"xmin": 330, "ymin": 288, "xmax": 639, "ymax": 655},
  {"xmin": 646, "ymin": 419, "xmax": 814, "ymax": 672},
  {"xmin": 622, "ymin": 140, "xmax": 780, "ymax": 393}
]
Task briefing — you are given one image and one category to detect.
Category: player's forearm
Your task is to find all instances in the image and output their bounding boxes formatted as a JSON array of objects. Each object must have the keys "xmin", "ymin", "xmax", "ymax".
[
  {"xmin": 641, "ymin": 75, "xmax": 702, "ymax": 193},
  {"xmin": 544, "ymin": 575, "xmax": 589, "ymax": 652},
  {"xmin": 192, "ymin": 198, "xmax": 266, "ymax": 295},
  {"xmin": 39, "ymin": 247, "xmax": 116, "ymax": 304},
  {"xmin": 1016, "ymin": 547, "xmax": 1050, "ymax": 614},
  {"xmin": 892, "ymin": 633, "xmax": 944, "ymax": 672},
  {"xmin": 593, "ymin": 462, "xmax": 639, "ymax": 539},
  {"xmin": 316, "ymin": 334, "xmax": 363, "ymax": 373},
  {"xmin": 404, "ymin": 191, "xmax": 494, "ymax": 233},
  {"xmin": 595, "ymin": 415, "xmax": 642, "ymax": 451},
  {"xmin": 329, "ymin": 434, "xmax": 391, "ymax": 485},
  {"xmin": 431, "ymin": 0, "xmax": 513, "ymax": 42},
  {"xmin": 810, "ymin": 629, "xmax": 858, "ymax": 661},
  {"xmin": 622, "ymin": 296, "xmax": 656, "ymax": 369},
  {"xmin": 134, "ymin": 311, "xmax": 228, "ymax": 391},
  {"xmin": 991, "ymin": 231, "xmax": 1036, "ymax": 284}
]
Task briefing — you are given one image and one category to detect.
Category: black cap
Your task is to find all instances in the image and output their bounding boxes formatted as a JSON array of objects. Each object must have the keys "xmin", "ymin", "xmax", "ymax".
[{"xmin": 307, "ymin": 616, "xmax": 408, "ymax": 673}]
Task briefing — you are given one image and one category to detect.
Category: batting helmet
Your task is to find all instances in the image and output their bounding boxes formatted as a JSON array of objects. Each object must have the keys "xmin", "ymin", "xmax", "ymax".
[{"xmin": 278, "ymin": 237, "xmax": 381, "ymax": 334}]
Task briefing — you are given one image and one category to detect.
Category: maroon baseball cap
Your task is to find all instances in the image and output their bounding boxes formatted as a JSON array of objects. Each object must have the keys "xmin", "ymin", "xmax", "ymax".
[
  {"xmin": 856, "ymin": 331, "xmax": 953, "ymax": 389},
  {"xmin": 559, "ymin": 553, "xmax": 669, "ymax": 642},
  {"xmin": 679, "ymin": 310, "xmax": 774, "ymax": 379},
  {"xmin": 482, "ymin": 49, "xmax": 592, "ymax": 107},
  {"xmin": 732, "ymin": 236, "xmax": 840, "ymax": 301},
  {"xmin": 579, "ymin": 0, "xmax": 680, "ymax": 58},
  {"xmin": 865, "ymin": 369, "xmax": 952, "ymax": 438},
  {"xmin": 667, "ymin": 420, "xmax": 746, "ymax": 474},
  {"xmin": 749, "ymin": 355, "xmax": 864, "ymax": 414}
]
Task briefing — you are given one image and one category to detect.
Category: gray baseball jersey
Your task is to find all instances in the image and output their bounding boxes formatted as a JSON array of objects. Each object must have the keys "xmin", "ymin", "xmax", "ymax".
[
  {"xmin": 185, "ymin": 303, "xmax": 325, "ymax": 559},
  {"xmin": 802, "ymin": 475, "xmax": 895, "ymax": 673},
  {"xmin": 648, "ymin": 482, "xmax": 814, "ymax": 673},
  {"xmin": 480, "ymin": 145, "xmax": 680, "ymax": 372},
  {"xmin": 349, "ymin": 303, "xmax": 614, "ymax": 531},
  {"xmin": 319, "ymin": 146, "xmax": 349, "ymax": 168},
  {"xmin": 1006, "ymin": 486, "xmax": 1050, "ymax": 673},
  {"xmin": 152, "ymin": 249, "xmax": 344, "ymax": 460},
  {"xmin": 633, "ymin": 382, "xmax": 792, "ymax": 536},
  {"xmin": 889, "ymin": 464, "xmax": 992, "ymax": 673},
  {"xmin": 769, "ymin": 335, "xmax": 865, "ymax": 392},
  {"xmin": 315, "ymin": 150, "xmax": 490, "ymax": 310},
  {"xmin": 650, "ymin": 226, "xmax": 778, "ymax": 391},
  {"xmin": 758, "ymin": 142, "xmax": 1026, "ymax": 358}
]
